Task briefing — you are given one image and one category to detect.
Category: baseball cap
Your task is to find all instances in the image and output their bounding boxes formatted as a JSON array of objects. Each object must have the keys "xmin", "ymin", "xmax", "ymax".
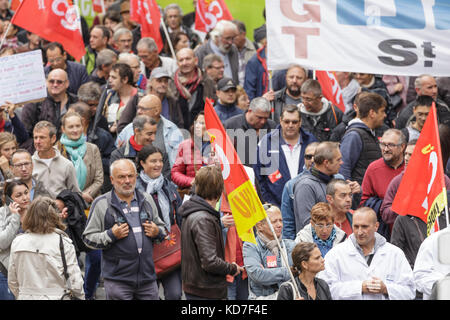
[
  {"xmin": 217, "ymin": 77, "xmax": 237, "ymax": 91},
  {"xmin": 149, "ymin": 67, "xmax": 171, "ymax": 80}
]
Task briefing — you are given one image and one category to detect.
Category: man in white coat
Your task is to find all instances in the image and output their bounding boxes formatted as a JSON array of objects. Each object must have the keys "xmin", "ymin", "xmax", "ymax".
[
  {"xmin": 320, "ymin": 207, "xmax": 416, "ymax": 300},
  {"xmin": 414, "ymin": 227, "xmax": 450, "ymax": 300}
]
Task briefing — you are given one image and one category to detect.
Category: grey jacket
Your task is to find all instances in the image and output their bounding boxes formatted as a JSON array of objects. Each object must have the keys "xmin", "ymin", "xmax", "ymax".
[
  {"xmin": 243, "ymin": 236, "xmax": 296, "ymax": 299},
  {"xmin": 292, "ymin": 171, "xmax": 328, "ymax": 232},
  {"xmin": 195, "ymin": 40, "xmax": 240, "ymax": 85},
  {"xmin": 0, "ymin": 205, "xmax": 20, "ymax": 273}
]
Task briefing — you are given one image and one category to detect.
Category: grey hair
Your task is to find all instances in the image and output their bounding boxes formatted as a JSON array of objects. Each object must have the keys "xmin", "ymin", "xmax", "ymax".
[
  {"xmin": 137, "ymin": 37, "xmax": 158, "ymax": 52},
  {"xmin": 209, "ymin": 20, "xmax": 238, "ymax": 42},
  {"xmin": 110, "ymin": 159, "xmax": 137, "ymax": 177},
  {"xmin": 326, "ymin": 179, "xmax": 350, "ymax": 196},
  {"xmin": 96, "ymin": 48, "xmax": 117, "ymax": 68},
  {"xmin": 232, "ymin": 19, "xmax": 246, "ymax": 33},
  {"xmin": 77, "ymin": 81, "xmax": 102, "ymax": 102},
  {"xmin": 382, "ymin": 128, "xmax": 407, "ymax": 146},
  {"xmin": 118, "ymin": 52, "xmax": 140, "ymax": 64},
  {"xmin": 249, "ymin": 97, "xmax": 271, "ymax": 113},
  {"xmin": 133, "ymin": 115, "xmax": 157, "ymax": 132},
  {"xmin": 414, "ymin": 74, "xmax": 434, "ymax": 89},
  {"xmin": 203, "ymin": 53, "xmax": 223, "ymax": 69},
  {"xmin": 301, "ymin": 79, "xmax": 323, "ymax": 97},
  {"xmin": 113, "ymin": 27, "xmax": 132, "ymax": 43},
  {"xmin": 164, "ymin": 3, "xmax": 183, "ymax": 16}
]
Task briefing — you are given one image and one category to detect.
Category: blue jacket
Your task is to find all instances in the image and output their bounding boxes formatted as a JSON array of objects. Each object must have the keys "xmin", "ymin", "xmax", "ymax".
[
  {"xmin": 83, "ymin": 189, "xmax": 166, "ymax": 286},
  {"xmin": 214, "ymin": 102, "xmax": 243, "ymax": 125},
  {"xmin": 244, "ymin": 47, "xmax": 267, "ymax": 101},
  {"xmin": 254, "ymin": 126, "xmax": 317, "ymax": 208}
]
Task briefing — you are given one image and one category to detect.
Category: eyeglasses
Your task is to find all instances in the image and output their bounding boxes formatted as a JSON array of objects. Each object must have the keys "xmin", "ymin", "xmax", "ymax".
[
  {"xmin": 314, "ymin": 223, "xmax": 334, "ymax": 230},
  {"xmin": 379, "ymin": 142, "xmax": 402, "ymax": 149},
  {"xmin": 262, "ymin": 203, "xmax": 273, "ymax": 211},
  {"xmin": 48, "ymin": 79, "xmax": 65, "ymax": 85},
  {"xmin": 12, "ymin": 162, "xmax": 32, "ymax": 169},
  {"xmin": 282, "ymin": 119, "xmax": 300, "ymax": 125},
  {"xmin": 210, "ymin": 65, "xmax": 225, "ymax": 70},
  {"xmin": 48, "ymin": 57, "xmax": 64, "ymax": 63},
  {"xmin": 304, "ymin": 154, "xmax": 314, "ymax": 160}
]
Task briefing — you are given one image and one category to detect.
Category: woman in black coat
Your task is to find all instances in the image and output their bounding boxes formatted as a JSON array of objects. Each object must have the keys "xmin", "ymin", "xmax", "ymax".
[{"xmin": 277, "ymin": 242, "xmax": 332, "ymax": 300}]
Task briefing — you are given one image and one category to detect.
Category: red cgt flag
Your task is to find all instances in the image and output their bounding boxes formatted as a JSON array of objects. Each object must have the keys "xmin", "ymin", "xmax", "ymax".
[
  {"xmin": 130, "ymin": 0, "xmax": 163, "ymax": 52},
  {"xmin": 92, "ymin": 0, "xmax": 104, "ymax": 14},
  {"xmin": 11, "ymin": 0, "xmax": 85, "ymax": 61},
  {"xmin": 204, "ymin": 98, "xmax": 267, "ymax": 243},
  {"xmin": 392, "ymin": 103, "xmax": 448, "ymax": 236},
  {"xmin": 316, "ymin": 70, "xmax": 346, "ymax": 113},
  {"xmin": 195, "ymin": 0, "xmax": 233, "ymax": 33}
]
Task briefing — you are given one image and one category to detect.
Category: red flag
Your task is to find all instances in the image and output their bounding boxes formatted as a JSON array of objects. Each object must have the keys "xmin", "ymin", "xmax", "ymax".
[
  {"xmin": 11, "ymin": 0, "xmax": 85, "ymax": 61},
  {"xmin": 195, "ymin": 0, "xmax": 233, "ymax": 33},
  {"xmin": 10, "ymin": 0, "xmax": 22, "ymax": 11},
  {"xmin": 316, "ymin": 70, "xmax": 346, "ymax": 113},
  {"xmin": 130, "ymin": 0, "xmax": 163, "ymax": 52},
  {"xmin": 204, "ymin": 98, "xmax": 266, "ymax": 243},
  {"xmin": 392, "ymin": 103, "xmax": 448, "ymax": 236},
  {"xmin": 92, "ymin": 0, "xmax": 104, "ymax": 14}
]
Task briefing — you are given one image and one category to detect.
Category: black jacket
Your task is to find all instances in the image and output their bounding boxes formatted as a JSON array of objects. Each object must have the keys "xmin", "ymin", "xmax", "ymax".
[
  {"xmin": 179, "ymin": 194, "xmax": 237, "ymax": 299},
  {"xmin": 395, "ymin": 98, "xmax": 450, "ymax": 129},
  {"xmin": 277, "ymin": 277, "xmax": 332, "ymax": 300}
]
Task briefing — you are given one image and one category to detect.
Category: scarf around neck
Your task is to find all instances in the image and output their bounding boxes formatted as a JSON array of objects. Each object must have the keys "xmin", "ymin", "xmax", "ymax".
[
  {"xmin": 257, "ymin": 230, "xmax": 282, "ymax": 256},
  {"xmin": 139, "ymin": 171, "xmax": 171, "ymax": 231},
  {"xmin": 174, "ymin": 67, "xmax": 202, "ymax": 100},
  {"xmin": 129, "ymin": 135, "xmax": 143, "ymax": 152},
  {"xmin": 312, "ymin": 226, "xmax": 336, "ymax": 257},
  {"xmin": 60, "ymin": 134, "xmax": 87, "ymax": 190}
]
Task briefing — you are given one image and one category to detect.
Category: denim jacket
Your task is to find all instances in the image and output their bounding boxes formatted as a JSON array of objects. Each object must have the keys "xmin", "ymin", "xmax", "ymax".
[{"xmin": 243, "ymin": 236, "xmax": 296, "ymax": 299}]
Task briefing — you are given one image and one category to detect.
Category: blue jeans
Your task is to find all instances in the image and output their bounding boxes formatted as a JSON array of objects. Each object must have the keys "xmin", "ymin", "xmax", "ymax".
[
  {"xmin": 104, "ymin": 279, "xmax": 159, "ymax": 300},
  {"xmin": 0, "ymin": 272, "xmax": 14, "ymax": 300},
  {"xmin": 83, "ymin": 250, "xmax": 102, "ymax": 299},
  {"xmin": 227, "ymin": 274, "xmax": 248, "ymax": 300},
  {"xmin": 157, "ymin": 268, "xmax": 182, "ymax": 300}
]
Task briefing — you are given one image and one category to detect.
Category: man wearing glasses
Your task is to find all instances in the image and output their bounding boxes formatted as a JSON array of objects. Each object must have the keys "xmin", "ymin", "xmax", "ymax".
[
  {"xmin": 44, "ymin": 42, "xmax": 89, "ymax": 95},
  {"xmin": 360, "ymin": 129, "xmax": 406, "ymax": 240},
  {"xmin": 10, "ymin": 149, "xmax": 50, "ymax": 201},
  {"xmin": 21, "ymin": 68, "xmax": 78, "ymax": 150},
  {"xmin": 254, "ymin": 104, "xmax": 317, "ymax": 209}
]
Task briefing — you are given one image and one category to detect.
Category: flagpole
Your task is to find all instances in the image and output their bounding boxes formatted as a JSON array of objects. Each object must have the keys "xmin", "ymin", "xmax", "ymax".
[
  {"xmin": 160, "ymin": 17, "xmax": 176, "ymax": 60},
  {"xmin": 0, "ymin": 20, "xmax": 13, "ymax": 49},
  {"xmin": 265, "ymin": 216, "xmax": 301, "ymax": 299}
]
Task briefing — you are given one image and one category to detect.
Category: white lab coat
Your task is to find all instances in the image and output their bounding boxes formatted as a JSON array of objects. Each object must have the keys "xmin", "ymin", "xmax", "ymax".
[
  {"xmin": 413, "ymin": 228, "xmax": 450, "ymax": 300},
  {"xmin": 319, "ymin": 233, "xmax": 416, "ymax": 300}
]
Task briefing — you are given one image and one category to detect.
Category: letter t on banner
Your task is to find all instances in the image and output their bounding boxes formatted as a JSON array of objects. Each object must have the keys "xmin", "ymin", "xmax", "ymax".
[{"xmin": 204, "ymin": 98, "xmax": 267, "ymax": 243}]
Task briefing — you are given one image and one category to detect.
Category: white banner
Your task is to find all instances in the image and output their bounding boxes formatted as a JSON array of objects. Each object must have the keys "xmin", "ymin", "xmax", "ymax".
[
  {"xmin": 0, "ymin": 50, "xmax": 47, "ymax": 105},
  {"xmin": 266, "ymin": 0, "xmax": 450, "ymax": 76}
]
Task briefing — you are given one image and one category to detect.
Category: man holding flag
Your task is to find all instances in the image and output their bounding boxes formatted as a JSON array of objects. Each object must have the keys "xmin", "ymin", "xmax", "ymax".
[{"xmin": 390, "ymin": 102, "xmax": 449, "ymax": 236}]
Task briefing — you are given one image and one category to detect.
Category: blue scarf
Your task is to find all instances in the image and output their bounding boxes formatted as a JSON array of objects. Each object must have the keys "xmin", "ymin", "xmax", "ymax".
[
  {"xmin": 60, "ymin": 134, "xmax": 87, "ymax": 190},
  {"xmin": 312, "ymin": 226, "xmax": 336, "ymax": 257}
]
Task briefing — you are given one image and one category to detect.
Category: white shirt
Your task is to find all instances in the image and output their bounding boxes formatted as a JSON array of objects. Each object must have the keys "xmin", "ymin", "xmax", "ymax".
[
  {"xmin": 319, "ymin": 233, "xmax": 416, "ymax": 300},
  {"xmin": 280, "ymin": 138, "xmax": 302, "ymax": 180}
]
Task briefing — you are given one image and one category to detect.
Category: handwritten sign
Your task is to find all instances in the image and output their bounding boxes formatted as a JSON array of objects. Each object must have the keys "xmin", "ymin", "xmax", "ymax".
[{"xmin": 0, "ymin": 50, "xmax": 47, "ymax": 105}]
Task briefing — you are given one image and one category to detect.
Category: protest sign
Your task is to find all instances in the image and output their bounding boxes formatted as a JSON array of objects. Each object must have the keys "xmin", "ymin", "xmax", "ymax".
[
  {"xmin": 266, "ymin": 0, "xmax": 450, "ymax": 76},
  {"xmin": 0, "ymin": 50, "xmax": 47, "ymax": 105}
]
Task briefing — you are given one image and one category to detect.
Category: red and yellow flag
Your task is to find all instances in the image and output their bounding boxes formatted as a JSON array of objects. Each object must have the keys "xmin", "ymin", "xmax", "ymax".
[
  {"xmin": 204, "ymin": 98, "xmax": 266, "ymax": 243},
  {"xmin": 392, "ymin": 103, "xmax": 447, "ymax": 236}
]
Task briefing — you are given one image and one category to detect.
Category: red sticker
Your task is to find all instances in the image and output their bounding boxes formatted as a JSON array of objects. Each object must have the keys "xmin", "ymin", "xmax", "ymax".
[
  {"xmin": 266, "ymin": 255, "xmax": 277, "ymax": 268},
  {"xmin": 268, "ymin": 170, "xmax": 282, "ymax": 183}
]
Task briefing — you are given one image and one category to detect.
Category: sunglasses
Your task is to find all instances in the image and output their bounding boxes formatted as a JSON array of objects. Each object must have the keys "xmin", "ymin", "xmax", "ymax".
[
  {"xmin": 48, "ymin": 79, "xmax": 65, "ymax": 85},
  {"xmin": 304, "ymin": 154, "xmax": 314, "ymax": 160}
]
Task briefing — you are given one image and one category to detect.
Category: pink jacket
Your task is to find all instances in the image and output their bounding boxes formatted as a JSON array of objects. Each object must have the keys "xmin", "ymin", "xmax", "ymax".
[{"xmin": 170, "ymin": 139, "xmax": 206, "ymax": 188}]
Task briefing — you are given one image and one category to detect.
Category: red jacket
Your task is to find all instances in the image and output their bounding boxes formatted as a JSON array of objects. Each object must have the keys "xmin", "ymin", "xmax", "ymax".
[{"xmin": 171, "ymin": 139, "xmax": 205, "ymax": 188}]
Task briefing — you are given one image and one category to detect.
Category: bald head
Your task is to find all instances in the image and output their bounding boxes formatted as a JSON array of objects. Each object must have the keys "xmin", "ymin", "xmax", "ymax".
[
  {"xmin": 352, "ymin": 207, "xmax": 379, "ymax": 248},
  {"xmin": 137, "ymin": 94, "xmax": 162, "ymax": 119},
  {"xmin": 176, "ymin": 48, "xmax": 198, "ymax": 76},
  {"xmin": 353, "ymin": 207, "xmax": 377, "ymax": 224},
  {"xmin": 47, "ymin": 68, "xmax": 69, "ymax": 97},
  {"xmin": 48, "ymin": 68, "xmax": 68, "ymax": 81}
]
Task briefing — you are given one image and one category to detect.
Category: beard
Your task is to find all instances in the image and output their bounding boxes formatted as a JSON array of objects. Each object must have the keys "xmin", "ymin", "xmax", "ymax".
[
  {"xmin": 218, "ymin": 43, "xmax": 231, "ymax": 54},
  {"xmin": 287, "ymin": 86, "xmax": 301, "ymax": 97}
]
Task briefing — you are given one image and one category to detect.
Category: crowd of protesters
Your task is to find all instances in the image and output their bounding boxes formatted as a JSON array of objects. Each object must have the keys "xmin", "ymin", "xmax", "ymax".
[{"xmin": 1, "ymin": 0, "xmax": 450, "ymax": 301}]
